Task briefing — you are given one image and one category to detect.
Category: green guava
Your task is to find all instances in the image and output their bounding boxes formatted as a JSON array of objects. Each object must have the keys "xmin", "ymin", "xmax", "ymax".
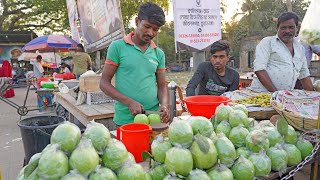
[
  {"xmin": 148, "ymin": 114, "xmax": 161, "ymax": 124},
  {"xmin": 134, "ymin": 114, "xmax": 149, "ymax": 124}
]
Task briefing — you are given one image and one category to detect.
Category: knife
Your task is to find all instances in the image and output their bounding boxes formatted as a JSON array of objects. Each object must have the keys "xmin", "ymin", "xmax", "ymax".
[{"xmin": 141, "ymin": 109, "xmax": 163, "ymax": 115}]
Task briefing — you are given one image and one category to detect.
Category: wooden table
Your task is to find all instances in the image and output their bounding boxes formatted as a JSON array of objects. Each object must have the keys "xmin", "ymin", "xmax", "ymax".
[{"xmin": 55, "ymin": 92, "xmax": 116, "ymax": 130}]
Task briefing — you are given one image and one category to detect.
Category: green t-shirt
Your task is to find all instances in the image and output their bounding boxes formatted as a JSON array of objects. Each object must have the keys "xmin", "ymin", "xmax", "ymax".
[{"xmin": 106, "ymin": 33, "xmax": 166, "ymax": 125}]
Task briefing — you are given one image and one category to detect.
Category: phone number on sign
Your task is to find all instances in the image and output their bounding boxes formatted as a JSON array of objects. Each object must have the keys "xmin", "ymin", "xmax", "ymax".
[{"xmin": 190, "ymin": 39, "xmax": 211, "ymax": 43}]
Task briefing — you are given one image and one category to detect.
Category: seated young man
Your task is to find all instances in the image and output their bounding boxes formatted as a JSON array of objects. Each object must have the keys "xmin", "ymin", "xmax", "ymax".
[{"xmin": 186, "ymin": 40, "xmax": 240, "ymax": 96}]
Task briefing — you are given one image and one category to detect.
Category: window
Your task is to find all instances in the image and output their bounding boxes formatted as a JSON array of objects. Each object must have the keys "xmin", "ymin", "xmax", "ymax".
[{"xmin": 248, "ymin": 51, "xmax": 254, "ymax": 68}]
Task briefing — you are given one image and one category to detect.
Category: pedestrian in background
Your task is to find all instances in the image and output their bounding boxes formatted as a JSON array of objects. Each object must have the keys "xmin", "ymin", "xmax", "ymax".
[{"xmin": 72, "ymin": 44, "xmax": 92, "ymax": 79}]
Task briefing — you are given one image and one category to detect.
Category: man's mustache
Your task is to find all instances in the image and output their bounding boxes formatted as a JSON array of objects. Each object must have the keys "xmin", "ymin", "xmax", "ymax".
[
  {"xmin": 283, "ymin": 33, "xmax": 293, "ymax": 37},
  {"xmin": 143, "ymin": 35, "xmax": 152, "ymax": 39}
]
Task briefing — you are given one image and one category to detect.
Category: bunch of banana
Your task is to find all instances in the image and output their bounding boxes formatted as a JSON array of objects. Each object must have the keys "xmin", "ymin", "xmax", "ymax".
[{"xmin": 234, "ymin": 93, "xmax": 271, "ymax": 107}]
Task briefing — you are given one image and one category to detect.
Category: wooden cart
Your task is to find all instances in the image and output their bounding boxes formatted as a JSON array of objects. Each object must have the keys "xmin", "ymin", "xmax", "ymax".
[{"xmin": 55, "ymin": 92, "xmax": 116, "ymax": 130}]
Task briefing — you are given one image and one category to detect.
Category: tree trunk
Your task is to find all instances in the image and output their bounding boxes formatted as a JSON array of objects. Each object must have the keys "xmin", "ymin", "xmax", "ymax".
[{"xmin": 286, "ymin": 0, "xmax": 293, "ymax": 12}]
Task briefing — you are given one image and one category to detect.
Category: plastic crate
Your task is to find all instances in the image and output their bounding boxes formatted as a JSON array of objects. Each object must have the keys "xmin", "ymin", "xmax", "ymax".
[{"xmin": 86, "ymin": 91, "xmax": 114, "ymax": 105}]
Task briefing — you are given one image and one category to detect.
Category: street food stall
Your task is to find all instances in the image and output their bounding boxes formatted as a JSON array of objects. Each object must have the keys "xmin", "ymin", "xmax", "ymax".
[{"xmin": 17, "ymin": 83, "xmax": 320, "ymax": 179}]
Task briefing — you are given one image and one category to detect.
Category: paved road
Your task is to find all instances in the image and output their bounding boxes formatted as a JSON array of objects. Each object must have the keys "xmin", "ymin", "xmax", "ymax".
[{"xmin": 0, "ymin": 87, "xmax": 56, "ymax": 179}]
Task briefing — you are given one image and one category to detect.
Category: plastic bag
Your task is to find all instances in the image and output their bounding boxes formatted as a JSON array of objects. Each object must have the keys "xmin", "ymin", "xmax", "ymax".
[
  {"xmin": 168, "ymin": 118, "xmax": 194, "ymax": 148},
  {"xmin": 59, "ymin": 83, "xmax": 69, "ymax": 93},
  {"xmin": 188, "ymin": 169, "xmax": 210, "ymax": 180},
  {"xmin": 313, "ymin": 80, "xmax": 320, "ymax": 91},
  {"xmin": 88, "ymin": 165, "xmax": 117, "ymax": 180},
  {"xmin": 83, "ymin": 121, "xmax": 111, "ymax": 154},
  {"xmin": 60, "ymin": 170, "xmax": 86, "ymax": 180},
  {"xmin": 151, "ymin": 134, "xmax": 172, "ymax": 163},
  {"xmin": 80, "ymin": 70, "xmax": 97, "ymax": 77},
  {"xmin": 37, "ymin": 144, "xmax": 69, "ymax": 179},
  {"xmin": 102, "ymin": 139, "xmax": 129, "ymax": 171},
  {"xmin": 299, "ymin": 0, "xmax": 320, "ymax": 45},
  {"xmin": 118, "ymin": 161, "xmax": 147, "ymax": 179},
  {"xmin": 214, "ymin": 133, "xmax": 237, "ymax": 167},
  {"xmin": 69, "ymin": 138, "xmax": 100, "ymax": 177}
]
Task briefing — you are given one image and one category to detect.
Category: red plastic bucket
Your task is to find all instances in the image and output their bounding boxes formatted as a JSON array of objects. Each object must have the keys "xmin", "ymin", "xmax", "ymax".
[
  {"xmin": 183, "ymin": 95, "xmax": 231, "ymax": 118},
  {"xmin": 117, "ymin": 123, "xmax": 152, "ymax": 162}
]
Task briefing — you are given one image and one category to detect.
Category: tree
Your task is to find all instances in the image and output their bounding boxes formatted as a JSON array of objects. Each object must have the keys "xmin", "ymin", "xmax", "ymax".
[
  {"xmin": 224, "ymin": 0, "xmax": 310, "ymax": 58},
  {"xmin": 0, "ymin": 0, "xmax": 69, "ymax": 33},
  {"xmin": 0, "ymin": 0, "xmax": 170, "ymax": 34},
  {"xmin": 157, "ymin": 21, "xmax": 175, "ymax": 64}
]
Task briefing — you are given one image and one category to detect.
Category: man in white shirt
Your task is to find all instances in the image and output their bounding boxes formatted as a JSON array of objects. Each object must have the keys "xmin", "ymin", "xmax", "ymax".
[
  {"xmin": 250, "ymin": 12, "xmax": 314, "ymax": 92},
  {"xmin": 33, "ymin": 55, "xmax": 44, "ymax": 78}
]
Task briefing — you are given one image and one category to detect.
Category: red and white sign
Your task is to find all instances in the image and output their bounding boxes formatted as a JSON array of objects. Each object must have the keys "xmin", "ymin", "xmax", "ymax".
[{"xmin": 173, "ymin": 0, "xmax": 221, "ymax": 51}]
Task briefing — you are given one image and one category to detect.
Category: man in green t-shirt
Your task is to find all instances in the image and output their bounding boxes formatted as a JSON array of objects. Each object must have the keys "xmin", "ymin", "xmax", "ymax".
[{"xmin": 100, "ymin": 2, "xmax": 169, "ymax": 125}]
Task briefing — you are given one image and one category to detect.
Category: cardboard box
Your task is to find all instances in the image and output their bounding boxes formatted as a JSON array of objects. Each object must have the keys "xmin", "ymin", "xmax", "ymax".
[{"xmin": 79, "ymin": 76, "xmax": 101, "ymax": 92}]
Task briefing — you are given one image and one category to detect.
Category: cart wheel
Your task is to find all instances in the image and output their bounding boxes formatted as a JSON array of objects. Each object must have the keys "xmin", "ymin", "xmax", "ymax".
[{"xmin": 17, "ymin": 106, "xmax": 28, "ymax": 116}]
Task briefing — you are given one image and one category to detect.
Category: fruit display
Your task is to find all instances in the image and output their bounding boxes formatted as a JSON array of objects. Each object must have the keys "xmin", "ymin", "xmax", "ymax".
[
  {"xmin": 234, "ymin": 93, "xmax": 271, "ymax": 107},
  {"xmin": 17, "ymin": 121, "xmax": 148, "ymax": 180},
  {"xmin": 18, "ymin": 103, "xmax": 314, "ymax": 179},
  {"xmin": 147, "ymin": 104, "xmax": 313, "ymax": 179}
]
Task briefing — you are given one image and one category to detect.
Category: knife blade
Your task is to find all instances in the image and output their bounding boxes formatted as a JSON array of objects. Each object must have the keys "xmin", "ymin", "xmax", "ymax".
[{"xmin": 141, "ymin": 109, "xmax": 163, "ymax": 115}]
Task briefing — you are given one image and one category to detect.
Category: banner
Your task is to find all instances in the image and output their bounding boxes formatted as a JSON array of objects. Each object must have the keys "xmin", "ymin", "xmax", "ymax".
[
  {"xmin": 173, "ymin": 0, "xmax": 221, "ymax": 51},
  {"xmin": 66, "ymin": 0, "xmax": 81, "ymax": 43},
  {"xmin": 0, "ymin": 45, "xmax": 23, "ymax": 64},
  {"xmin": 77, "ymin": 0, "xmax": 123, "ymax": 52}
]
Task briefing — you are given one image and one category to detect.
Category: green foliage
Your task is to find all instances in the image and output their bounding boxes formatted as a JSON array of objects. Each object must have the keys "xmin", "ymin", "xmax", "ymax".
[
  {"xmin": 225, "ymin": 0, "xmax": 310, "ymax": 58},
  {"xmin": 0, "ymin": 0, "xmax": 68, "ymax": 32},
  {"xmin": 1, "ymin": 0, "xmax": 170, "ymax": 34},
  {"xmin": 158, "ymin": 21, "xmax": 176, "ymax": 64}
]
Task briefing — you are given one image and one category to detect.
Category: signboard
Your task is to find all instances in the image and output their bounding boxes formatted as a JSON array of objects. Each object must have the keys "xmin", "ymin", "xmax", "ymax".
[
  {"xmin": 77, "ymin": 0, "xmax": 124, "ymax": 52},
  {"xmin": 0, "ymin": 45, "xmax": 23, "ymax": 64},
  {"xmin": 173, "ymin": 0, "xmax": 221, "ymax": 51},
  {"xmin": 66, "ymin": 0, "xmax": 81, "ymax": 43}
]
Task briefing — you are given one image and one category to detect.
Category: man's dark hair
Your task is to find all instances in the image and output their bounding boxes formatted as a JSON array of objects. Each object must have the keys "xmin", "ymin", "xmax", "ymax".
[
  {"xmin": 210, "ymin": 40, "xmax": 230, "ymax": 55},
  {"xmin": 77, "ymin": 44, "xmax": 84, "ymax": 51},
  {"xmin": 138, "ymin": 2, "xmax": 165, "ymax": 27},
  {"xmin": 277, "ymin": 12, "xmax": 299, "ymax": 28},
  {"xmin": 36, "ymin": 55, "xmax": 42, "ymax": 59}
]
